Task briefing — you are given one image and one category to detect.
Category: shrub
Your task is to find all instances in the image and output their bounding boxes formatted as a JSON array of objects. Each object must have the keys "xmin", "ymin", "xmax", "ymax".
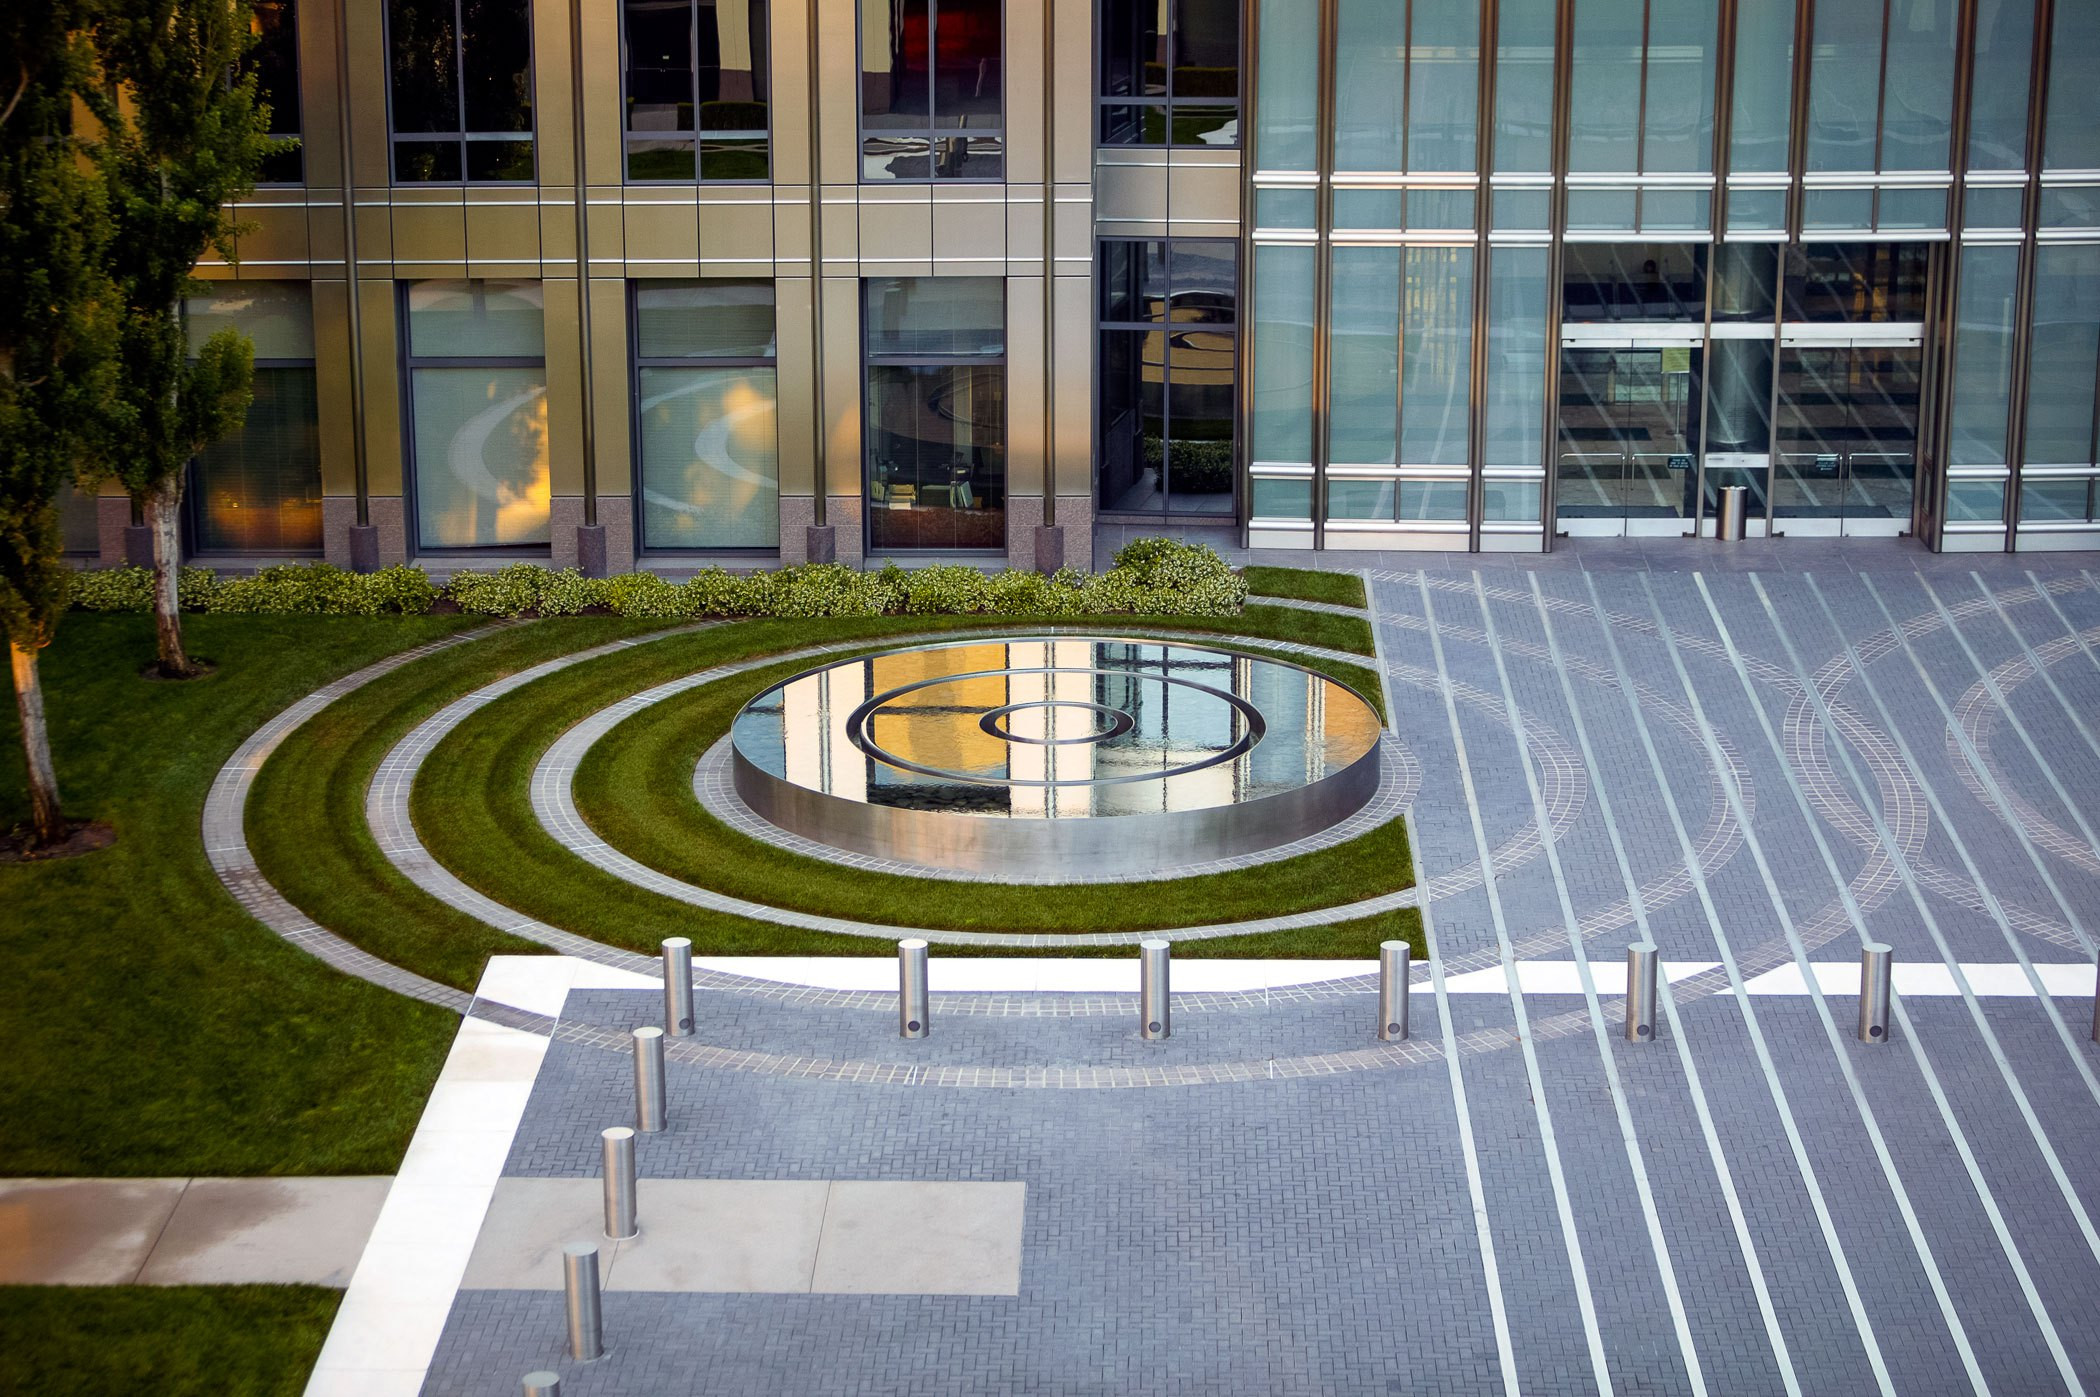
[{"xmin": 66, "ymin": 536, "xmax": 1246, "ymax": 624}]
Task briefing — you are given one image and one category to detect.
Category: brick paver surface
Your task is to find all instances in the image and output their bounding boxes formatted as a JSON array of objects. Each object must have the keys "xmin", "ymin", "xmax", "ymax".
[{"xmin": 420, "ymin": 548, "xmax": 2100, "ymax": 1396}]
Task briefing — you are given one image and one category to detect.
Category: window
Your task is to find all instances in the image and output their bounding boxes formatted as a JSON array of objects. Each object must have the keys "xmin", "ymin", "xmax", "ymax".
[
  {"xmin": 623, "ymin": 0, "xmax": 771, "ymax": 180},
  {"xmin": 403, "ymin": 281, "xmax": 550, "ymax": 549},
  {"xmin": 388, "ymin": 0, "xmax": 535, "ymax": 182},
  {"xmin": 250, "ymin": 0, "xmax": 303, "ymax": 184},
  {"xmin": 1781, "ymin": 244, "xmax": 1929, "ymax": 324},
  {"xmin": 1097, "ymin": 240, "xmax": 1237, "ymax": 517},
  {"xmin": 864, "ymin": 277, "xmax": 1006, "ymax": 549},
  {"xmin": 1098, "ymin": 0, "xmax": 1238, "ymax": 147},
  {"xmin": 633, "ymin": 280, "xmax": 780, "ymax": 550},
  {"xmin": 183, "ymin": 284, "xmax": 323, "ymax": 554},
  {"xmin": 860, "ymin": 0, "xmax": 1002, "ymax": 179}
]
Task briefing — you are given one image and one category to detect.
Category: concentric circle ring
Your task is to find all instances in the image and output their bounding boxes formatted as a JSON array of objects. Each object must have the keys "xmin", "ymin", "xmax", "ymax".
[{"xmin": 978, "ymin": 699, "xmax": 1136, "ymax": 746}]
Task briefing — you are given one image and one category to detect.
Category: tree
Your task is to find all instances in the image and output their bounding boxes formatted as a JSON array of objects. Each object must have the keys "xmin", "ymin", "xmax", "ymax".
[
  {"xmin": 0, "ymin": 6, "xmax": 117, "ymax": 847},
  {"xmin": 82, "ymin": 0, "xmax": 271, "ymax": 678}
]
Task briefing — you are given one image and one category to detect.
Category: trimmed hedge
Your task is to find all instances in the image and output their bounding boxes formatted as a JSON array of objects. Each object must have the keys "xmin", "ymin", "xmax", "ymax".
[{"xmin": 64, "ymin": 538, "xmax": 1249, "ymax": 622}]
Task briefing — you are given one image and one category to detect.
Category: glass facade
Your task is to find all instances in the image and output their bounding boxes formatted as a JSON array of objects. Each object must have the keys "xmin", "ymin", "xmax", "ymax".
[
  {"xmin": 183, "ymin": 283, "xmax": 324, "ymax": 554},
  {"xmin": 388, "ymin": 0, "xmax": 536, "ymax": 182},
  {"xmin": 623, "ymin": 0, "xmax": 771, "ymax": 180},
  {"xmin": 864, "ymin": 277, "xmax": 1007, "ymax": 550},
  {"xmin": 1097, "ymin": 240, "xmax": 1238, "ymax": 518},
  {"xmin": 251, "ymin": 0, "xmax": 303, "ymax": 184},
  {"xmin": 634, "ymin": 280, "xmax": 781, "ymax": 550},
  {"xmin": 860, "ymin": 0, "xmax": 1003, "ymax": 179},
  {"xmin": 404, "ymin": 280, "xmax": 550, "ymax": 549},
  {"xmin": 1098, "ymin": 0, "xmax": 1239, "ymax": 146}
]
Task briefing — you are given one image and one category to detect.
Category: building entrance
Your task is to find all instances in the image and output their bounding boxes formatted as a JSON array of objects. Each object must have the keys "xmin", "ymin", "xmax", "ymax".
[
  {"xmin": 1555, "ymin": 343, "xmax": 1704, "ymax": 536},
  {"xmin": 1771, "ymin": 342, "xmax": 1922, "ymax": 536}
]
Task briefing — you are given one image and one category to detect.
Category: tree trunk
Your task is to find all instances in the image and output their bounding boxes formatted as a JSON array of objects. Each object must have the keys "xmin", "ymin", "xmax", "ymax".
[
  {"xmin": 9, "ymin": 640, "xmax": 65, "ymax": 848},
  {"xmin": 146, "ymin": 481, "xmax": 191, "ymax": 677}
]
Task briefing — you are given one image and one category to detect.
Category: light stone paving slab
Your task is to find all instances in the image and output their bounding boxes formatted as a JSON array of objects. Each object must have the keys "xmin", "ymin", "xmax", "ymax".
[
  {"xmin": 810, "ymin": 1181, "xmax": 1028, "ymax": 1297},
  {"xmin": 0, "ymin": 1179, "xmax": 187, "ymax": 1285},
  {"xmin": 135, "ymin": 1177, "xmax": 391, "ymax": 1286}
]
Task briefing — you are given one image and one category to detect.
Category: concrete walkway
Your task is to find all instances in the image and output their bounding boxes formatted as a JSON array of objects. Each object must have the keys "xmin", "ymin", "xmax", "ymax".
[{"xmin": 0, "ymin": 1176, "xmax": 389, "ymax": 1286}]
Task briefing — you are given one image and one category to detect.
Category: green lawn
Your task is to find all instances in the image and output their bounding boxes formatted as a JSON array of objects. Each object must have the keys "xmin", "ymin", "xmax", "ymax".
[
  {"xmin": 1242, "ymin": 566, "xmax": 1370, "ymax": 610},
  {"xmin": 0, "ymin": 1285, "xmax": 340, "ymax": 1396},
  {"xmin": 0, "ymin": 614, "xmax": 474, "ymax": 1177}
]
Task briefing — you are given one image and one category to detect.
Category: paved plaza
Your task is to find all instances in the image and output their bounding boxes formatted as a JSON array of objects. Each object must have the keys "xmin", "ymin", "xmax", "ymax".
[{"xmin": 405, "ymin": 547, "xmax": 2100, "ymax": 1396}]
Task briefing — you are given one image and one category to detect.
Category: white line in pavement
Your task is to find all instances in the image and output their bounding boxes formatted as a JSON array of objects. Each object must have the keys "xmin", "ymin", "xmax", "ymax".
[
  {"xmin": 1419, "ymin": 574, "xmax": 1617, "ymax": 1397},
  {"xmin": 1713, "ymin": 574, "xmax": 2085, "ymax": 1396},
  {"xmin": 1473, "ymin": 572, "xmax": 1708, "ymax": 1396},
  {"xmin": 1580, "ymin": 571, "xmax": 1898, "ymax": 1397},
  {"xmin": 1530, "ymin": 574, "xmax": 1802, "ymax": 1397},
  {"xmin": 1975, "ymin": 575, "xmax": 2100, "ymax": 835},
  {"xmin": 1640, "ymin": 573, "xmax": 1987, "ymax": 1397},
  {"xmin": 1370, "ymin": 572, "xmax": 1522, "ymax": 1397}
]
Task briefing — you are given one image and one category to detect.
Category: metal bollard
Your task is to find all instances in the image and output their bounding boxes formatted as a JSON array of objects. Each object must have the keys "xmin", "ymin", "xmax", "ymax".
[
  {"xmin": 1377, "ymin": 941, "xmax": 1411, "ymax": 1041},
  {"xmin": 633, "ymin": 1027, "xmax": 666, "ymax": 1133},
  {"xmin": 1139, "ymin": 939, "xmax": 1171, "ymax": 1040},
  {"xmin": 1716, "ymin": 484, "xmax": 1749, "ymax": 542},
  {"xmin": 1858, "ymin": 943, "xmax": 1892, "ymax": 1043},
  {"xmin": 522, "ymin": 1371, "xmax": 563, "ymax": 1397},
  {"xmin": 562, "ymin": 1242, "xmax": 603, "ymax": 1361},
  {"xmin": 1625, "ymin": 942, "xmax": 1659, "ymax": 1042},
  {"xmin": 601, "ymin": 1127, "xmax": 638, "ymax": 1239},
  {"xmin": 661, "ymin": 937, "xmax": 695, "ymax": 1037},
  {"xmin": 899, "ymin": 938, "xmax": 930, "ymax": 1039}
]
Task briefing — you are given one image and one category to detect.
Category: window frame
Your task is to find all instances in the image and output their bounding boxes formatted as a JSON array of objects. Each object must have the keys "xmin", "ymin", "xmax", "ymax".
[
  {"xmin": 1094, "ymin": 0, "xmax": 1244, "ymax": 150},
  {"xmin": 398, "ymin": 280, "xmax": 552, "ymax": 554},
  {"xmin": 1094, "ymin": 236, "xmax": 1241, "ymax": 521},
  {"xmin": 384, "ymin": 0, "xmax": 540, "ymax": 186},
  {"xmin": 860, "ymin": 276, "xmax": 1010, "ymax": 553},
  {"xmin": 855, "ymin": 0, "xmax": 1007, "ymax": 183},
  {"xmin": 619, "ymin": 0, "xmax": 775, "ymax": 184},
  {"xmin": 628, "ymin": 277, "xmax": 784, "ymax": 554},
  {"xmin": 250, "ymin": 0, "xmax": 305, "ymax": 186}
]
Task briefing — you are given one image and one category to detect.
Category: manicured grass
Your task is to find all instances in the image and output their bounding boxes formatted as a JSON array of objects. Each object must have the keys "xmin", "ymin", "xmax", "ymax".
[
  {"xmin": 558, "ymin": 637, "xmax": 1412, "ymax": 936},
  {"xmin": 0, "ymin": 1285, "xmax": 340, "ymax": 1396},
  {"xmin": 0, "ymin": 615, "xmax": 475, "ymax": 1177},
  {"xmin": 1243, "ymin": 566, "xmax": 1370, "ymax": 610},
  {"xmin": 247, "ymin": 617, "xmax": 674, "ymax": 991},
  {"xmin": 1208, "ymin": 601, "xmax": 1375, "ymax": 655}
]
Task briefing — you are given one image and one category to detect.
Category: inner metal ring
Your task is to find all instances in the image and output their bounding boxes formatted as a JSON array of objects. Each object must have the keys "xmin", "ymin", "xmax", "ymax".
[
  {"xmin": 978, "ymin": 699, "xmax": 1137, "ymax": 746},
  {"xmin": 844, "ymin": 665, "xmax": 1266, "ymax": 788}
]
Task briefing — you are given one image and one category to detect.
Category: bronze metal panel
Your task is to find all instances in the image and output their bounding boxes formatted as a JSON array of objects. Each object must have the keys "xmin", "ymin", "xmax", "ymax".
[
  {"xmin": 1166, "ymin": 160, "xmax": 1243, "ymax": 235},
  {"xmin": 295, "ymin": 0, "xmax": 342, "ymax": 190},
  {"xmin": 308, "ymin": 198, "xmax": 347, "ymax": 269},
  {"xmin": 773, "ymin": 187, "xmax": 814, "ymax": 268},
  {"xmin": 774, "ymin": 277, "xmax": 819, "ymax": 497},
  {"xmin": 587, "ymin": 278, "xmax": 632, "ymax": 495},
  {"xmin": 1005, "ymin": 0, "xmax": 1046, "ymax": 183},
  {"xmin": 933, "ymin": 192, "xmax": 1008, "ymax": 272},
  {"xmin": 1052, "ymin": 186, "xmax": 1094, "ymax": 272},
  {"xmin": 579, "ymin": 0, "xmax": 624, "ymax": 185},
  {"xmin": 539, "ymin": 195, "xmax": 580, "ymax": 268},
  {"xmin": 389, "ymin": 198, "xmax": 468, "ymax": 269},
  {"xmin": 586, "ymin": 190, "xmax": 627, "ymax": 267},
  {"xmin": 698, "ymin": 193, "xmax": 777, "ymax": 264},
  {"xmin": 465, "ymin": 197, "xmax": 544, "ymax": 267},
  {"xmin": 1004, "ymin": 185, "xmax": 1046, "ymax": 264},
  {"xmin": 818, "ymin": 275, "xmax": 863, "ymax": 502},
  {"xmin": 1051, "ymin": 0, "xmax": 1094, "ymax": 187},
  {"xmin": 532, "ymin": 0, "xmax": 575, "ymax": 181},
  {"xmin": 542, "ymin": 277, "xmax": 587, "ymax": 498},
  {"xmin": 353, "ymin": 198, "xmax": 393, "ymax": 265},
  {"xmin": 624, "ymin": 200, "xmax": 701, "ymax": 268},
  {"xmin": 858, "ymin": 188, "xmax": 935, "ymax": 267},
  {"xmin": 1052, "ymin": 273, "xmax": 1093, "ymax": 494},
  {"xmin": 817, "ymin": 0, "xmax": 860, "ymax": 183},
  {"xmin": 1005, "ymin": 276, "xmax": 1047, "ymax": 497},
  {"xmin": 310, "ymin": 279, "xmax": 360, "ymax": 497},
  {"xmin": 344, "ymin": 0, "xmax": 390, "ymax": 188},
  {"xmin": 1093, "ymin": 161, "xmax": 1169, "ymax": 228},
  {"xmin": 770, "ymin": 0, "xmax": 813, "ymax": 184},
  {"xmin": 355, "ymin": 280, "xmax": 404, "ymax": 498},
  {"xmin": 820, "ymin": 186, "xmax": 860, "ymax": 265}
]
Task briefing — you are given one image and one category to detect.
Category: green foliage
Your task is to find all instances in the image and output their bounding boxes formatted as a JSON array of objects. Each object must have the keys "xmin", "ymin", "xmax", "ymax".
[
  {"xmin": 0, "ymin": 1284, "xmax": 342, "ymax": 1397},
  {"xmin": 1242, "ymin": 565, "xmax": 1369, "ymax": 609}
]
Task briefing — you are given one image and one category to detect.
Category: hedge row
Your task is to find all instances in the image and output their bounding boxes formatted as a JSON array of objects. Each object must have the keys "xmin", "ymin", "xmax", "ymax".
[{"xmin": 66, "ymin": 537, "xmax": 1248, "ymax": 621}]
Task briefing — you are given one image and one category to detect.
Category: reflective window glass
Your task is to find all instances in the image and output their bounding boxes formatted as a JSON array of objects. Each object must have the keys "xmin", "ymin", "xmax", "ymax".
[
  {"xmin": 1250, "ymin": 245, "xmax": 1316, "ymax": 463},
  {"xmin": 1948, "ymin": 247, "xmax": 2018, "ymax": 467},
  {"xmin": 184, "ymin": 283, "xmax": 323, "ymax": 553},
  {"xmin": 1729, "ymin": 0, "xmax": 1794, "ymax": 173},
  {"xmin": 1098, "ymin": 241, "xmax": 1238, "ymax": 517},
  {"xmin": 1099, "ymin": 0, "xmax": 1239, "ymax": 146},
  {"xmin": 634, "ymin": 280, "xmax": 780, "ymax": 551},
  {"xmin": 624, "ymin": 0, "xmax": 772, "ymax": 180},
  {"xmin": 1967, "ymin": 0, "xmax": 2036, "ymax": 172},
  {"xmin": 864, "ymin": 277, "xmax": 1007, "ymax": 549},
  {"xmin": 1255, "ymin": 0, "xmax": 1319, "ymax": 169},
  {"xmin": 404, "ymin": 280, "xmax": 550, "ymax": 549},
  {"xmin": 251, "ymin": 0, "xmax": 303, "ymax": 183},
  {"xmin": 1483, "ymin": 246, "xmax": 1549, "ymax": 467},
  {"xmin": 389, "ymin": 0, "xmax": 535, "ymax": 182},
  {"xmin": 1562, "ymin": 244, "xmax": 1708, "ymax": 322},
  {"xmin": 1492, "ymin": 0, "xmax": 1555, "ymax": 172},
  {"xmin": 2024, "ymin": 245, "xmax": 2100, "ymax": 466},
  {"xmin": 1782, "ymin": 244, "xmax": 1929, "ymax": 323},
  {"xmin": 861, "ymin": 0, "xmax": 1003, "ymax": 178},
  {"xmin": 2042, "ymin": 0, "xmax": 2100, "ymax": 171}
]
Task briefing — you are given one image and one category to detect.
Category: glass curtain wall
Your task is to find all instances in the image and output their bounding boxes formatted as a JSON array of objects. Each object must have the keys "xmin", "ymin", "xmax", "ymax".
[
  {"xmin": 633, "ymin": 280, "xmax": 780, "ymax": 550},
  {"xmin": 859, "ymin": 0, "xmax": 1003, "ymax": 179},
  {"xmin": 388, "ymin": 0, "xmax": 535, "ymax": 181},
  {"xmin": 183, "ymin": 283, "xmax": 324, "ymax": 553},
  {"xmin": 623, "ymin": 0, "xmax": 771, "ymax": 180},
  {"xmin": 1097, "ymin": 240, "xmax": 1239, "ymax": 518},
  {"xmin": 1802, "ymin": 0, "xmax": 1957, "ymax": 233},
  {"xmin": 2020, "ymin": 245, "xmax": 2100, "ymax": 527},
  {"xmin": 1566, "ymin": 0, "xmax": 1719, "ymax": 235},
  {"xmin": 251, "ymin": 0, "xmax": 303, "ymax": 184},
  {"xmin": 403, "ymin": 280, "xmax": 550, "ymax": 549},
  {"xmin": 1098, "ymin": 0, "xmax": 1240, "ymax": 146},
  {"xmin": 864, "ymin": 277, "xmax": 1007, "ymax": 550}
]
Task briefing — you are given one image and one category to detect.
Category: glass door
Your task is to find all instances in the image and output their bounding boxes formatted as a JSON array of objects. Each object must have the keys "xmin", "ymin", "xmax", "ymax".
[
  {"xmin": 1773, "ymin": 344, "xmax": 1921, "ymax": 536},
  {"xmin": 1556, "ymin": 346, "xmax": 1704, "ymax": 535}
]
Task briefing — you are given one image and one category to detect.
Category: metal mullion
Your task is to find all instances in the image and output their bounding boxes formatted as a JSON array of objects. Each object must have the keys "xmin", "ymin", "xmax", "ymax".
[
  {"xmin": 1869, "ymin": 0, "xmax": 1891, "ymax": 227},
  {"xmin": 2002, "ymin": 0, "xmax": 2053, "ymax": 549},
  {"xmin": 1929, "ymin": 0, "xmax": 1982, "ymax": 550},
  {"xmin": 1634, "ymin": 0, "xmax": 1652, "ymax": 231},
  {"xmin": 1785, "ymin": 0, "xmax": 1813, "ymax": 240},
  {"xmin": 1466, "ymin": 0, "xmax": 1496, "ymax": 549},
  {"xmin": 1539, "ymin": 0, "xmax": 1573, "ymax": 547},
  {"xmin": 1310, "ymin": 0, "xmax": 1339, "ymax": 549},
  {"xmin": 451, "ymin": 0, "xmax": 470, "ymax": 178},
  {"xmin": 1235, "ymin": 0, "xmax": 1257, "ymax": 546}
]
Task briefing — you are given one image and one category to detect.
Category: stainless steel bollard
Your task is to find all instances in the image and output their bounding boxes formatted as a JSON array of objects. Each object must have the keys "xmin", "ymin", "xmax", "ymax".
[
  {"xmin": 1377, "ymin": 941, "xmax": 1411, "ymax": 1041},
  {"xmin": 661, "ymin": 937, "xmax": 694, "ymax": 1037},
  {"xmin": 633, "ymin": 1027, "xmax": 666, "ymax": 1133},
  {"xmin": 601, "ymin": 1127, "xmax": 638, "ymax": 1239},
  {"xmin": 562, "ymin": 1242, "xmax": 603, "ymax": 1361},
  {"xmin": 899, "ymin": 938, "xmax": 930, "ymax": 1039},
  {"xmin": 1625, "ymin": 942, "xmax": 1659, "ymax": 1042},
  {"xmin": 1716, "ymin": 484, "xmax": 1749, "ymax": 542},
  {"xmin": 1858, "ymin": 943, "xmax": 1893, "ymax": 1043},
  {"xmin": 1139, "ymin": 939, "xmax": 1171, "ymax": 1040},
  {"xmin": 522, "ymin": 1371, "xmax": 563, "ymax": 1397}
]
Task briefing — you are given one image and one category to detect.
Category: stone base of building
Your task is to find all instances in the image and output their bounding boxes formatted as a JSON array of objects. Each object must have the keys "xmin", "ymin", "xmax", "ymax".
[
  {"xmin": 324, "ymin": 496, "xmax": 407, "ymax": 571},
  {"xmin": 549, "ymin": 495, "xmax": 636, "ymax": 576}
]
